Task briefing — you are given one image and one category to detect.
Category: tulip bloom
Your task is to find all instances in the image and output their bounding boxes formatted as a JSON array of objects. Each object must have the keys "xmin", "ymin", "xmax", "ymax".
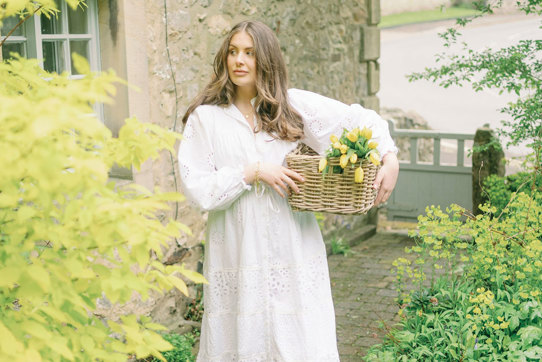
[
  {"xmin": 339, "ymin": 154, "xmax": 349, "ymax": 168},
  {"xmin": 354, "ymin": 166, "xmax": 364, "ymax": 183}
]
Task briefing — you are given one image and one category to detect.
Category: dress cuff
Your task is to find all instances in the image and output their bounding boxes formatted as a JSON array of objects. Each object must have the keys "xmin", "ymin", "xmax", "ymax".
[{"xmin": 237, "ymin": 165, "xmax": 252, "ymax": 191}]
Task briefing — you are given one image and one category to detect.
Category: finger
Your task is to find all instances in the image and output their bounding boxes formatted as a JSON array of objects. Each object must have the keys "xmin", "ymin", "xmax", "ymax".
[
  {"xmin": 373, "ymin": 170, "xmax": 384, "ymax": 190},
  {"xmin": 283, "ymin": 167, "xmax": 305, "ymax": 182},
  {"xmin": 382, "ymin": 187, "xmax": 393, "ymax": 203},
  {"xmin": 281, "ymin": 175, "xmax": 300, "ymax": 193},
  {"xmin": 381, "ymin": 190, "xmax": 390, "ymax": 204},
  {"xmin": 374, "ymin": 188, "xmax": 385, "ymax": 206},
  {"xmin": 272, "ymin": 183, "xmax": 285, "ymax": 198},
  {"xmin": 280, "ymin": 180, "xmax": 292, "ymax": 196}
]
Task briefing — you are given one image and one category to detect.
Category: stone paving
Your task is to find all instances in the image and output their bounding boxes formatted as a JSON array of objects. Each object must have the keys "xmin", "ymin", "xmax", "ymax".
[{"xmin": 328, "ymin": 232, "xmax": 415, "ymax": 361}]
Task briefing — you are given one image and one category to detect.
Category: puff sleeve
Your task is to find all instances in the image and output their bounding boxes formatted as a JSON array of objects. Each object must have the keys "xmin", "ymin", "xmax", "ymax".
[
  {"xmin": 288, "ymin": 88, "xmax": 398, "ymax": 157},
  {"xmin": 178, "ymin": 107, "xmax": 251, "ymax": 212}
]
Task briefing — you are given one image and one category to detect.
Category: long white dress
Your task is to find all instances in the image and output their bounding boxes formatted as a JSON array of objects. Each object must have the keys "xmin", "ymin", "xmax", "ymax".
[{"xmin": 178, "ymin": 89, "xmax": 397, "ymax": 362}]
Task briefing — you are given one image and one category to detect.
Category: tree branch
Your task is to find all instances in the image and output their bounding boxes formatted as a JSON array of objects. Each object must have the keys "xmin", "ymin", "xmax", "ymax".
[{"xmin": 0, "ymin": 5, "xmax": 43, "ymax": 49}]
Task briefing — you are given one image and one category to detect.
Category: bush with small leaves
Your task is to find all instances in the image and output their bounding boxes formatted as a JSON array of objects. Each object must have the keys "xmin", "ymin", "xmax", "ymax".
[
  {"xmin": 366, "ymin": 193, "xmax": 542, "ymax": 361},
  {"xmin": 0, "ymin": 1, "xmax": 206, "ymax": 361}
]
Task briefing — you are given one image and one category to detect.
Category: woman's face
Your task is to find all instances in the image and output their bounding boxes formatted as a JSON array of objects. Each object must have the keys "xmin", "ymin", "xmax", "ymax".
[{"xmin": 227, "ymin": 31, "xmax": 257, "ymax": 94}]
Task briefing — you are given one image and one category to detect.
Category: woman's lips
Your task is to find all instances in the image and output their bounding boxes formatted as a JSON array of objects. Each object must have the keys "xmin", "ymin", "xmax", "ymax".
[{"xmin": 233, "ymin": 70, "xmax": 248, "ymax": 75}]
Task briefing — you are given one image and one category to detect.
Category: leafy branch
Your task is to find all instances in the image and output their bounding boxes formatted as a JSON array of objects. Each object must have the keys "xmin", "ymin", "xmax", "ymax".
[
  {"xmin": 0, "ymin": 5, "xmax": 42, "ymax": 48},
  {"xmin": 408, "ymin": 0, "xmax": 541, "ymax": 160}
]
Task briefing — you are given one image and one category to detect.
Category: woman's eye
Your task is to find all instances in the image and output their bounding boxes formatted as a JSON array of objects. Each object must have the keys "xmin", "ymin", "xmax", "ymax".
[
  {"xmin": 229, "ymin": 49, "xmax": 237, "ymax": 55},
  {"xmin": 246, "ymin": 51, "xmax": 254, "ymax": 56}
]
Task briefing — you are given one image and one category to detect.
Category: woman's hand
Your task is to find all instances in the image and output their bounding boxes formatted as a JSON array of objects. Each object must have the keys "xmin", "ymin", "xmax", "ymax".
[
  {"xmin": 244, "ymin": 162, "xmax": 304, "ymax": 197},
  {"xmin": 373, "ymin": 152, "xmax": 399, "ymax": 206}
]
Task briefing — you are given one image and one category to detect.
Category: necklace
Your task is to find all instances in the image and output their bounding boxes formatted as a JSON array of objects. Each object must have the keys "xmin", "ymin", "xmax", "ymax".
[
  {"xmin": 242, "ymin": 108, "xmax": 254, "ymax": 119},
  {"xmin": 234, "ymin": 101, "xmax": 254, "ymax": 120}
]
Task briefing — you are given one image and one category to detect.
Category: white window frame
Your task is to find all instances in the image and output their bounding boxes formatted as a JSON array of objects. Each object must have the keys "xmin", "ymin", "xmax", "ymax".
[
  {"xmin": 1, "ymin": 1, "xmax": 103, "ymax": 119},
  {"xmin": 2, "ymin": 1, "xmax": 101, "ymax": 76}
]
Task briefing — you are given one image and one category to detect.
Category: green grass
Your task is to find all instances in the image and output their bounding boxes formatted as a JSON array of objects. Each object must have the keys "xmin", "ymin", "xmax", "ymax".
[{"xmin": 380, "ymin": 7, "xmax": 482, "ymax": 28}]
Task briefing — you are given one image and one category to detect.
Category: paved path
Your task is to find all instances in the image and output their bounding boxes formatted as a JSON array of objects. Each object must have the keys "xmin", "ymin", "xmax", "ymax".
[{"xmin": 328, "ymin": 232, "xmax": 415, "ymax": 361}]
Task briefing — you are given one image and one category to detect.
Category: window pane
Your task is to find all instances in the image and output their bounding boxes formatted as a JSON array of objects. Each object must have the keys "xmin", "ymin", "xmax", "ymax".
[
  {"xmin": 1, "ymin": 16, "xmax": 24, "ymax": 37},
  {"xmin": 2, "ymin": 42, "xmax": 26, "ymax": 61},
  {"xmin": 70, "ymin": 40, "xmax": 89, "ymax": 74},
  {"xmin": 42, "ymin": 41, "xmax": 66, "ymax": 73},
  {"xmin": 67, "ymin": 5, "xmax": 88, "ymax": 34},
  {"xmin": 41, "ymin": 13, "xmax": 62, "ymax": 34}
]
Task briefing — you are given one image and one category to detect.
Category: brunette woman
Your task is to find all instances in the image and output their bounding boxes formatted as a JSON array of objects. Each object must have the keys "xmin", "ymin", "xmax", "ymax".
[{"xmin": 179, "ymin": 20, "xmax": 399, "ymax": 361}]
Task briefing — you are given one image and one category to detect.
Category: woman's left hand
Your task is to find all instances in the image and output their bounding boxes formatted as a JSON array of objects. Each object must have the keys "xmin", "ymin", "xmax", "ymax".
[{"xmin": 373, "ymin": 152, "xmax": 399, "ymax": 206}]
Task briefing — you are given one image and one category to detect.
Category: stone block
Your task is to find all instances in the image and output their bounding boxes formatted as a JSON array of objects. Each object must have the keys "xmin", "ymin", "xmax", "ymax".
[
  {"xmin": 360, "ymin": 25, "xmax": 380, "ymax": 61},
  {"xmin": 368, "ymin": 0, "xmax": 381, "ymax": 25},
  {"xmin": 368, "ymin": 60, "xmax": 380, "ymax": 95},
  {"xmin": 360, "ymin": 95, "xmax": 380, "ymax": 113}
]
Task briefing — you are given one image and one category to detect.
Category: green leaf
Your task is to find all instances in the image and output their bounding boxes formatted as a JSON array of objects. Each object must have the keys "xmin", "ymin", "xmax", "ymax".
[
  {"xmin": 48, "ymin": 336, "xmax": 74, "ymax": 360},
  {"xmin": 518, "ymin": 326, "xmax": 542, "ymax": 346},
  {"xmin": 0, "ymin": 321, "xmax": 24, "ymax": 356},
  {"xmin": 179, "ymin": 265, "xmax": 208, "ymax": 284},
  {"xmin": 143, "ymin": 322, "xmax": 168, "ymax": 331},
  {"xmin": 145, "ymin": 331, "xmax": 173, "ymax": 351},
  {"xmin": 509, "ymin": 315, "xmax": 520, "ymax": 330},
  {"xmin": 394, "ymin": 330, "xmax": 415, "ymax": 343},
  {"xmin": 168, "ymin": 274, "xmax": 189, "ymax": 296},
  {"xmin": 71, "ymin": 52, "xmax": 90, "ymax": 75},
  {"xmin": 0, "ymin": 266, "xmax": 22, "ymax": 287},
  {"xmin": 524, "ymin": 346, "xmax": 542, "ymax": 359}
]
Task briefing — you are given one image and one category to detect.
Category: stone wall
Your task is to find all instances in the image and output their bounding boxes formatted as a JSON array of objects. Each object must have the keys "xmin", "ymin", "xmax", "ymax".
[
  {"xmin": 143, "ymin": 0, "xmax": 380, "ymax": 126},
  {"xmin": 110, "ymin": 0, "xmax": 381, "ymax": 332}
]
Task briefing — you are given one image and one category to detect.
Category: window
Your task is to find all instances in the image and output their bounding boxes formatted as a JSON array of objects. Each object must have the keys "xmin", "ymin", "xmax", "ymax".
[{"xmin": 1, "ymin": 0, "xmax": 100, "ymax": 78}]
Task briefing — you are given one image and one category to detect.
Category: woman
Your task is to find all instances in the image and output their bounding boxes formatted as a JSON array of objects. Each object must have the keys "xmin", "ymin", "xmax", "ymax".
[{"xmin": 178, "ymin": 20, "xmax": 399, "ymax": 361}]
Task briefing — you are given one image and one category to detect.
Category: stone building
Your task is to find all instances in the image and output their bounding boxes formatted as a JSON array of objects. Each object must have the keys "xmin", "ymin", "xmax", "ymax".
[{"xmin": 1, "ymin": 0, "xmax": 382, "ymax": 332}]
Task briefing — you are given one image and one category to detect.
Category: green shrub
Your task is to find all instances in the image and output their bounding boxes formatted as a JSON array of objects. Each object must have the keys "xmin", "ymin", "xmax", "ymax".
[
  {"xmin": 151, "ymin": 333, "xmax": 196, "ymax": 362},
  {"xmin": 330, "ymin": 237, "xmax": 352, "ymax": 256},
  {"xmin": 483, "ymin": 172, "xmax": 542, "ymax": 216},
  {"xmin": 366, "ymin": 192, "xmax": 542, "ymax": 361}
]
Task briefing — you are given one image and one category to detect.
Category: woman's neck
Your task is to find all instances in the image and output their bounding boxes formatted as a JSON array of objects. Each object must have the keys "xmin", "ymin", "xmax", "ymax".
[{"xmin": 234, "ymin": 86, "xmax": 257, "ymax": 105}]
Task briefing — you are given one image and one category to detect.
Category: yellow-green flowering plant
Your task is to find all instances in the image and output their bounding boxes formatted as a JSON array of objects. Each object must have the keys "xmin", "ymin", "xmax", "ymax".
[
  {"xmin": 366, "ymin": 192, "xmax": 542, "ymax": 361},
  {"xmin": 0, "ymin": 2, "xmax": 206, "ymax": 359},
  {"xmin": 318, "ymin": 127, "xmax": 380, "ymax": 184}
]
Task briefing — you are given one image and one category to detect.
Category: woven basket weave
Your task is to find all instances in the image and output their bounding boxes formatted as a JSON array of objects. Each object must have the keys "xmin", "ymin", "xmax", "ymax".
[{"xmin": 286, "ymin": 145, "xmax": 379, "ymax": 215}]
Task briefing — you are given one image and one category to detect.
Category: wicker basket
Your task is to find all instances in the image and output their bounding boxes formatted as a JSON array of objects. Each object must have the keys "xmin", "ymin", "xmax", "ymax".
[{"xmin": 286, "ymin": 145, "xmax": 379, "ymax": 215}]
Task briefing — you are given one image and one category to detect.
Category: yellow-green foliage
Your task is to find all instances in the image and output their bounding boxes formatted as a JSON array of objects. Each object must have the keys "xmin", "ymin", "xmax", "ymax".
[{"xmin": 0, "ymin": 2, "xmax": 206, "ymax": 361}]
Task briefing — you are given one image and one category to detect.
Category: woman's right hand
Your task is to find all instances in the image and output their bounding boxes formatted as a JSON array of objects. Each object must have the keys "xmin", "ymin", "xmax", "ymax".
[{"xmin": 244, "ymin": 162, "xmax": 305, "ymax": 197}]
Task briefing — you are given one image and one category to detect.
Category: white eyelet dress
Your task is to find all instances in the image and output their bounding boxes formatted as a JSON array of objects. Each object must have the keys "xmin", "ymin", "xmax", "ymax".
[{"xmin": 178, "ymin": 89, "xmax": 397, "ymax": 362}]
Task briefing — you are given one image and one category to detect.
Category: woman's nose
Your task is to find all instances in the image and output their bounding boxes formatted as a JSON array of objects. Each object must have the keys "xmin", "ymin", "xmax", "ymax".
[{"xmin": 235, "ymin": 53, "xmax": 245, "ymax": 64}]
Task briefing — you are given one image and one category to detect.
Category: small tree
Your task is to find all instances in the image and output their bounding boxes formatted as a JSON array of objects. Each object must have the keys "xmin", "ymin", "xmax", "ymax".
[
  {"xmin": 0, "ymin": 1, "xmax": 205, "ymax": 361},
  {"xmin": 408, "ymin": 0, "xmax": 541, "ymax": 179}
]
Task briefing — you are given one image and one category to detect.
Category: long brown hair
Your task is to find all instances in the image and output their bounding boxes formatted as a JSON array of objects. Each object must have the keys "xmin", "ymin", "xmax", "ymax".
[{"xmin": 182, "ymin": 21, "xmax": 304, "ymax": 142}]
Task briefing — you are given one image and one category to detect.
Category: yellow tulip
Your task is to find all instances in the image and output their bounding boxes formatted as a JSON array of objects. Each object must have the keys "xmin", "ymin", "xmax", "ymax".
[
  {"xmin": 339, "ymin": 154, "xmax": 349, "ymax": 168},
  {"xmin": 340, "ymin": 144, "xmax": 348, "ymax": 154},
  {"xmin": 368, "ymin": 141, "xmax": 378, "ymax": 149},
  {"xmin": 333, "ymin": 141, "xmax": 341, "ymax": 149},
  {"xmin": 369, "ymin": 152, "xmax": 380, "ymax": 166},
  {"xmin": 350, "ymin": 153, "xmax": 358, "ymax": 164},
  {"xmin": 330, "ymin": 134, "xmax": 339, "ymax": 143},
  {"xmin": 354, "ymin": 166, "xmax": 364, "ymax": 183},
  {"xmin": 318, "ymin": 158, "xmax": 327, "ymax": 172},
  {"xmin": 352, "ymin": 127, "xmax": 360, "ymax": 136},
  {"xmin": 360, "ymin": 127, "xmax": 373, "ymax": 140},
  {"xmin": 346, "ymin": 131, "xmax": 358, "ymax": 143}
]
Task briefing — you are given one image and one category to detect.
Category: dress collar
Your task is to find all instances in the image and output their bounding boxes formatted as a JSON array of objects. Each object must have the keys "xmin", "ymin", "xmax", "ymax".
[{"xmin": 223, "ymin": 99, "xmax": 259, "ymax": 129}]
